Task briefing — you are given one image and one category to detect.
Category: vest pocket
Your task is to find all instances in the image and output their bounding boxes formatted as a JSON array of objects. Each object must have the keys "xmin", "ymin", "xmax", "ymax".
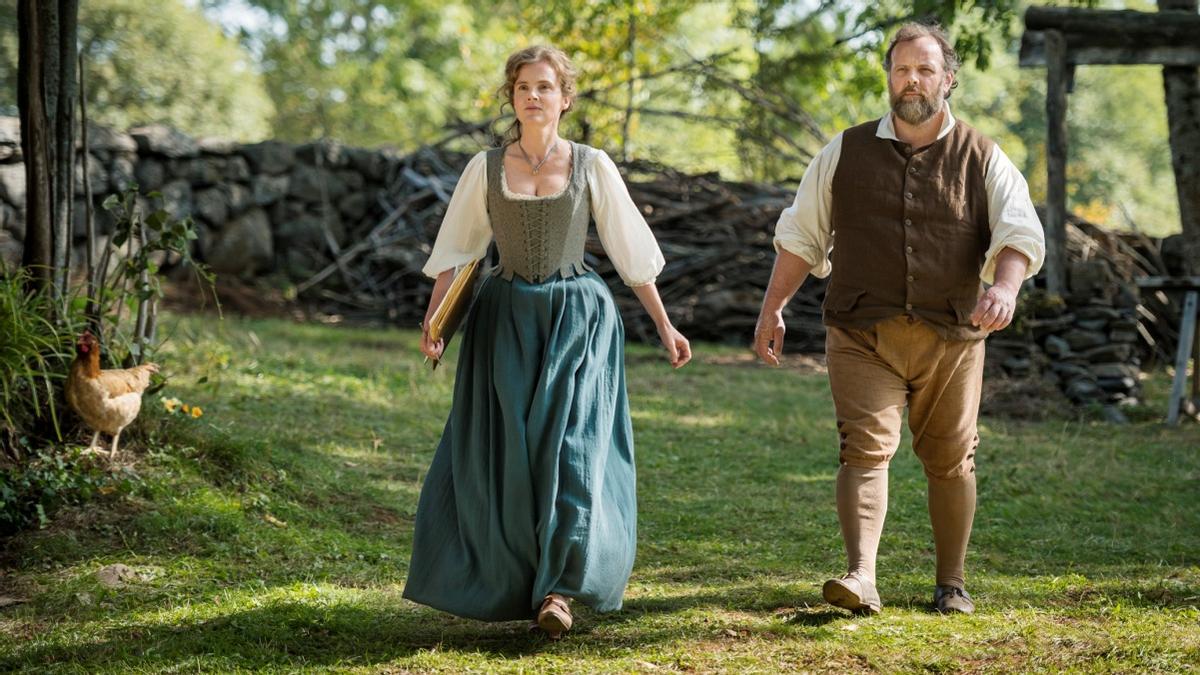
[{"xmin": 824, "ymin": 286, "xmax": 867, "ymax": 314}]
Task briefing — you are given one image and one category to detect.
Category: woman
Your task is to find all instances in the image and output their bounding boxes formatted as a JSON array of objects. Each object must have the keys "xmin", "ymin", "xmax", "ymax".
[{"xmin": 404, "ymin": 45, "xmax": 691, "ymax": 639}]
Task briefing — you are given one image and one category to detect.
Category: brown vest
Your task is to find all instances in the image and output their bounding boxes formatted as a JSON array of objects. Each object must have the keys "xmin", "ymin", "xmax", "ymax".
[{"xmin": 824, "ymin": 117, "xmax": 993, "ymax": 341}]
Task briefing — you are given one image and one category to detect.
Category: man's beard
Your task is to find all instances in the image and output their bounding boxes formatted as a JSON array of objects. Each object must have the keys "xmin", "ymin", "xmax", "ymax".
[{"xmin": 890, "ymin": 87, "xmax": 942, "ymax": 125}]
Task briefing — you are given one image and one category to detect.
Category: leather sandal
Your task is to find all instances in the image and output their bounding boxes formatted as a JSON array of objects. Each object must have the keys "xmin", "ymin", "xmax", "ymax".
[{"xmin": 537, "ymin": 593, "xmax": 573, "ymax": 639}]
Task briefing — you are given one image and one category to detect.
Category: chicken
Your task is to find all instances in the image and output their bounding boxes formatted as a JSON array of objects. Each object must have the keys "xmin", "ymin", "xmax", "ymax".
[{"xmin": 65, "ymin": 331, "xmax": 159, "ymax": 462}]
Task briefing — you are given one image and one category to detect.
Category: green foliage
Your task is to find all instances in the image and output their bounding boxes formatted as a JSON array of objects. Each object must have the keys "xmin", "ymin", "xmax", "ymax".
[
  {"xmin": 0, "ymin": 0, "xmax": 274, "ymax": 138},
  {"xmin": 0, "ymin": 449, "xmax": 131, "ymax": 535},
  {"xmin": 0, "ymin": 272, "xmax": 73, "ymax": 453}
]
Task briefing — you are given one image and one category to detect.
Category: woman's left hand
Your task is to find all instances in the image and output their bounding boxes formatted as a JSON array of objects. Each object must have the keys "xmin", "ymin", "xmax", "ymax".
[{"xmin": 657, "ymin": 323, "xmax": 692, "ymax": 369}]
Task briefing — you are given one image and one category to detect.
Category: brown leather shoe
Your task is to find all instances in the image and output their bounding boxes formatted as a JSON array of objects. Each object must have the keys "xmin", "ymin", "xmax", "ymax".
[
  {"xmin": 822, "ymin": 573, "xmax": 882, "ymax": 615},
  {"xmin": 537, "ymin": 593, "xmax": 573, "ymax": 639},
  {"xmin": 933, "ymin": 585, "xmax": 975, "ymax": 614}
]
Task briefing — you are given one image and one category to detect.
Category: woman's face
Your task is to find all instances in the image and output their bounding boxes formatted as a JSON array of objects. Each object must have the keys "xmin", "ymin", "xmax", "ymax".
[{"xmin": 512, "ymin": 60, "xmax": 570, "ymax": 130}]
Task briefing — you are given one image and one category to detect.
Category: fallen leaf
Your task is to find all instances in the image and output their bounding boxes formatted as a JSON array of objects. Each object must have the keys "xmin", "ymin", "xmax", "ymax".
[
  {"xmin": 343, "ymin": 461, "xmax": 359, "ymax": 468},
  {"xmin": 841, "ymin": 623, "xmax": 859, "ymax": 632},
  {"xmin": 264, "ymin": 513, "xmax": 288, "ymax": 528}
]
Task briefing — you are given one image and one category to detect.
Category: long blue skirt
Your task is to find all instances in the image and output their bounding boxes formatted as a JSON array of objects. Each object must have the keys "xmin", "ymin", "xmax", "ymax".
[{"xmin": 403, "ymin": 271, "xmax": 637, "ymax": 621}]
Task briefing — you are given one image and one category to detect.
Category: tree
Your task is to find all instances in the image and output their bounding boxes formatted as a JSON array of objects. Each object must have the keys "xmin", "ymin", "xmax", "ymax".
[
  {"xmin": 17, "ymin": 0, "xmax": 77, "ymax": 301},
  {"xmin": 0, "ymin": 0, "xmax": 273, "ymax": 140}
]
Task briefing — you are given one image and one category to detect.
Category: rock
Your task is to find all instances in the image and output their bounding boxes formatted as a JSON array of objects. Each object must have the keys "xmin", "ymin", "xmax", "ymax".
[
  {"xmin": 1091, "ymin": 363, "xmax": 1139, "ymax": 381},
  {"xmin": 1161, "ymin": 234, "xmax": 1187, "ymax": 277},
  {"xmin": 1065, "ymin": 377, "xmax": 1101, "ymax": 402},
  {"xmin": 1002, "ymin": 356, "xmax": 1034, "ymax": 377},
  {"xmin": 109, "ymin": 154, "xmax": 137, "ymax": 192},
  {"xmin": 252, "ymin": 174, "xmax": 289, "ymax": 206},
  {"xmin": 170, "ymin": 157, "xmax": 225, "ymax": 188},
  {"xmin": 0, "ymin": 117, "xmax": 20, "ymax": 145},
  {"xmin": 0, "ymin": 202, "xmax": 20, "ymax": 239},
  {"xmin": 197, "ymin": 136, "xmax": 238, "ymax": 155},
  {"xmin": 286, "ymin": 165, "xmax": 329, "ymax": 204},
  {"xmin": 1096, "ymin": 376, "xmax": 1137, "ymax": 393},
  {"xmin": 194, "ymin": 187, "xmax": 230, "ymax": 227},
  {"xmin": 338, "ymin": 191, "xmax": 368, "ymax": 222},
  {"xmin": 0, "ymin": 163, "xmax": 26, "ymax": 209},
  {"xmin": 1051, "ymin": 361, "xmax": 1091, "ymax": 379},
  {"xmin": 0, "ymin": 230, "xmax": 22, "ymax": 270},
  {"xmin": 96, "ymin": 563, "xmax": 138, "ymax": 588},
  {"xmin": 1109, "ymin": 327, "xmax": 1139, "ymax": 343},
  {"xmin": 83, "ymin": 122, "xmax": 137, "ymax": 153},
  {"xmin": 155, "ymin": 179, "xmax": 194, "ymax": 220},
  {"xmin": 227, "ymin": 156, "xmax": 252, "ymax": 182},
  {"xmin": 135, "ymin": 158, "xmax": 166, "ymax": 192},
  {"xmin": 1080, "ymin": 343, "xmax": 1133, "ymax": 363},
  {"xmin": 207, "ymin": 208, "xmax": 273, "ymax": 276},
  {"xmin": 1075, "ymin": 318, "xmax": 1109, "ymax": 332},
  {"xmin": 296, "ymin": 139, "xmax": 348, "ymax": 168},
  {"xmin": 1064, "ymin": 329, "xmax": 1107, "ymax": 351},
  {"xmin": 337, "ymin": 169, "xmax": 365, "ymax": 193},
  {"xmin": 1099, "ymin": 405, "xmax": 1130, "ymax": 425},
  {"xmin": 1075, "ymin": 306, "xmax": 1122, "ymax": 322},
  {"xmin": 277, "ymin": 212, "xmax": 343, "ymax": 250},
  {"xmin": 1028, "ymin": 314, "xmax": 1076, "ymax": 336},
  {"xmin": 1069, "ymin": 260, "xmax": 1114, "ymax": 303},
  {"xmin": 1043, "ymin": 334, "xmax": 1071, "ymax": 358},
  {"xmin": 346, "ymin": 146, "xmax": 392, "ymax": 182},
  {"xmin": 227, "ymin": 183, "xmax": 254, "ymax": 215},
  {"xmin": 129, "ymin": 124, "xmax": 198, "ymax": 158},
  {"xmin": 74, "ymin": 154, "xmax": 109, "ymax": 194},
  {"xmin": 240, "ymin": 141, "xmax": 295, "ymax": 175}
]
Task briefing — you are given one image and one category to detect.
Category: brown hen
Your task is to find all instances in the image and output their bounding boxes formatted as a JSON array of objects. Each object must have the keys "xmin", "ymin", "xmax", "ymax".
[{"xmin": 65, "ymin": 331, "xmax": 159, "ymax": 461}]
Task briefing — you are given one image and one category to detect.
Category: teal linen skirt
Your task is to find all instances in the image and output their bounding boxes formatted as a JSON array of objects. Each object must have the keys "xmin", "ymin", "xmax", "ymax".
[{"xmin": 403, "ymin": 271, "xmax": 637, "ymax": 621}]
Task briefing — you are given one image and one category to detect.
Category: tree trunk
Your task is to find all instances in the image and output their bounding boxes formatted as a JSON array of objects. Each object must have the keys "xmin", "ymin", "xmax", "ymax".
[
  {"xmin": 1161, "ymin": 0, "xmax": 1200, "ymax": 275},
  {"xmin": 17, "ymin": 0, "xmax": 78, "ymax": 300}
]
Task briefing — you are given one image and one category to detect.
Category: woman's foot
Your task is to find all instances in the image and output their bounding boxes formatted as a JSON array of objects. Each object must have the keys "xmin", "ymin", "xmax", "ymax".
[{"xmin": 537, "ymin": 593, "xmax": 573, "ymax": 639}]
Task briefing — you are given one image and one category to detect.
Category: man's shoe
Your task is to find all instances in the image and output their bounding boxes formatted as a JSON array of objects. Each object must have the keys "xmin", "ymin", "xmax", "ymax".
[
  {"xmin": 822, "ymin": 574, "xmax": 882, "ymax": 615},
  {"xmin": 933, "ymin": 585, "xmax": 975, "ymax": 614}
]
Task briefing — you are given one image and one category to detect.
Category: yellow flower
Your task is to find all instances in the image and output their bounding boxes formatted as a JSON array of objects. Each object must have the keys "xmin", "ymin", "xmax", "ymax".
[
  {"xmin": 162, "ymin": 397, "xmax": 181, "ymax": 413},
  {"xmin": 190, "ymin": 406, "xmax": 203, "ymax": 419},
  {"xmin": 182, "ymin": 404, "xmax": 191, "ymax": 414}
]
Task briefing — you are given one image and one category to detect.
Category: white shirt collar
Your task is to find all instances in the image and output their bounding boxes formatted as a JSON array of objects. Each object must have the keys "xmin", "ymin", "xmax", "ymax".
[{"xmin": 876, "ymin": 101, "xmax": 956, "ymax": 142}]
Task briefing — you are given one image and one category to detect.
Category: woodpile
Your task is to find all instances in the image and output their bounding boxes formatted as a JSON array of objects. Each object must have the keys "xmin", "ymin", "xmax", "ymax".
[{"xmin": 295, "ymin": 149, "xmax": 832, "ymax": 351}]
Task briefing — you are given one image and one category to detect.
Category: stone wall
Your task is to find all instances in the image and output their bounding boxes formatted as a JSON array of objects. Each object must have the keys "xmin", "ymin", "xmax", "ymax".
[{"xmin": 0, "ymin": 117, "xmax": 407, "ymax": 279}]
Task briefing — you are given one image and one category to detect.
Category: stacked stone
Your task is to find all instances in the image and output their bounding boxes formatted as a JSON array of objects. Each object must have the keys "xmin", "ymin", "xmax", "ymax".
[
  {"xmin": 0, "ymin": 118, "xmax": 400, "ymax": 280},
  {"xmin": 990, "ymin": 257, "xmax": 1143, "ymax": 409},
  {"xmin": 0, "ymin": 118, "xmax": 24, "ymax": 268}
]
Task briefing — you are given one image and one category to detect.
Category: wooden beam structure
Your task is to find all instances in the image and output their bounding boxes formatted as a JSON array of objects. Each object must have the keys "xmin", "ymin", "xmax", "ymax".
[{"xmin": 1021, "ymin": 5, "xmax": 1200, "ymax": 300}]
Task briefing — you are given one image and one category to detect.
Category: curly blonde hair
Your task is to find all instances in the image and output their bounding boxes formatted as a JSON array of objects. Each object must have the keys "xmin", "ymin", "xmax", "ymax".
[{"xmin": 497, "ymin": 45, "xmax": 579, "ymax": 145}]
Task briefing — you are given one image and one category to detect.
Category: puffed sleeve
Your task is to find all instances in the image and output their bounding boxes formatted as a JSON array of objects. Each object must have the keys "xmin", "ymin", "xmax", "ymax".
[
  {"xmin": 421, "ymin": 151, "xmax": 492, "ymax": 278},
  {"xmin": 981, "ymin": 144, "xmax": 1046, "ymax": 284},
  {"xmin": 773, "ymin": 132, "xmax": 842, "ymax": 279},
  {"xmin": 587, "ymin": 149, "xmax": 666, "ymax": 286}
]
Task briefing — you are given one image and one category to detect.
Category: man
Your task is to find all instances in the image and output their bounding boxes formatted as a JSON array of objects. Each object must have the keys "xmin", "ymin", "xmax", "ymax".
[{"xmin": 753, "ymin": 23, "xmax": 1045, "ymax": 615}]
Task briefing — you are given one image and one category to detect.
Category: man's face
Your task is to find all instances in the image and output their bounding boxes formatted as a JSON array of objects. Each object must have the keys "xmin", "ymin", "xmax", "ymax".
[{"xmin": 887, "ymin": 35, "xmax": 954, "ymax": 126}]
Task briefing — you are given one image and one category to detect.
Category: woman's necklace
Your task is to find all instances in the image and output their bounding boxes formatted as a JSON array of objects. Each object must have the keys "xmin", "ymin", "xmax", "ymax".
[{"xmin": 518, "ymin": 139, "xmax": 558, "ymax": 174}]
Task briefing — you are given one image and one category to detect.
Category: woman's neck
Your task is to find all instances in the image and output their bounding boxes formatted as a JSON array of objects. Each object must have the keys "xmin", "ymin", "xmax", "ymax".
[{"xmin": 518, "ymin": 125, "xmax": 561, "ymax": 159}]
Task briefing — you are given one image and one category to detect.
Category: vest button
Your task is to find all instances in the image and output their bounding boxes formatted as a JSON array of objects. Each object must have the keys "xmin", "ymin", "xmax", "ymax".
[
  {"xmin": 905, "ymin": 245, "xmax": 913, "ymax": 253},
  {"xmin": 905, "ymin": 192, "xmax": 914, "ymax": 199},
  {"xmin": 907, "ymin": 275, "xmax": 915, "ymax": 282},
  {"xmin": 904, "ymin": 218, "xmax": 912, "ymax": 226},
  {"xmin": 905, "ymin": 303, "xmax": 913, "ymax": 311}
]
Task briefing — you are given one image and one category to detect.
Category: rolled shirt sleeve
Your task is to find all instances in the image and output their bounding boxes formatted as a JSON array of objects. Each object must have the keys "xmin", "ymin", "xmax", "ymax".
[
  {"xmin": 981, "ymin": 144, "xmax": 1046, "ymax": 284},
  {"xmin": 588, "ymin": 149, "xmax": 666, "ymax": 286},
  {"xmin": 773, "ymin": 132, "xmax": 841, "ymax": 279},
  {"xmin": 421, "ymin": 151, "xmax": 493, "ymax": 279}
]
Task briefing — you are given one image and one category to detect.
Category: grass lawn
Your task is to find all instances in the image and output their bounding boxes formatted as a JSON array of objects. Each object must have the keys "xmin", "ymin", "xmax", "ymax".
[{"xmin": 1, "ymin": 312, "xmax": 1198, "ymax": 673}]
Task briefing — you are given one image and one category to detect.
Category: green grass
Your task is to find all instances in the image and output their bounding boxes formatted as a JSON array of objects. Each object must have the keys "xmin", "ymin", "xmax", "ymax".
[{"xmin": 1, "ymin": 313, "xmax": 1198, "ymax": 673}]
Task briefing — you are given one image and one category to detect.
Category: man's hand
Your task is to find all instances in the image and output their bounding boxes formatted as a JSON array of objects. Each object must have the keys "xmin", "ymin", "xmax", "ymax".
[
  {"xmin": 970, "ymin": 283, "xmax": 1018, "ymax": 333},
  {"xmin": 754, "ymin": 311, "xmax": 787, "ymax": 366}
]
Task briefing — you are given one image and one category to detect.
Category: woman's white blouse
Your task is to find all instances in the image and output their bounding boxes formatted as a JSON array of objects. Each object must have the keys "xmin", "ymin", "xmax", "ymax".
[{"xmin": 421, "ymin": 148, "xmax": 665, "ymax": 287}]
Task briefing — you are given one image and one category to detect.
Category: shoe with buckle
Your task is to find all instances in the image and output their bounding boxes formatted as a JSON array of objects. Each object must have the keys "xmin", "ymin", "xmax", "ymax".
[
  {"xmin": 822, "ymin": 573, "xmax": 882, "ymax": 615},
  {"xmin": 933, "ymin": 585, "xmax": 975, "ymax": 614}
]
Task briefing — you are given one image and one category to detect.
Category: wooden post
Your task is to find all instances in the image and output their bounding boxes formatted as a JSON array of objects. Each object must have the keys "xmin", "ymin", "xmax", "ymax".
[
  {"xmin": 1168, "ymin": 290, "xmax": 1198, "ymax": 425},
  {"xmin": 1044, "ymin": 30, "xmax": 1069, "ymax": 297}
]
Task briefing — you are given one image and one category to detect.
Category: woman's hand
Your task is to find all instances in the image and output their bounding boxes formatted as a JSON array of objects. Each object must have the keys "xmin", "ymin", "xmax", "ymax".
[
  {"xmin": 420, "ymin": 323, "xmax": 445, "ymax": 362},
  {"xmin": 657, "ymin": 322, "xmax": 692, "ymax": 369}
]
